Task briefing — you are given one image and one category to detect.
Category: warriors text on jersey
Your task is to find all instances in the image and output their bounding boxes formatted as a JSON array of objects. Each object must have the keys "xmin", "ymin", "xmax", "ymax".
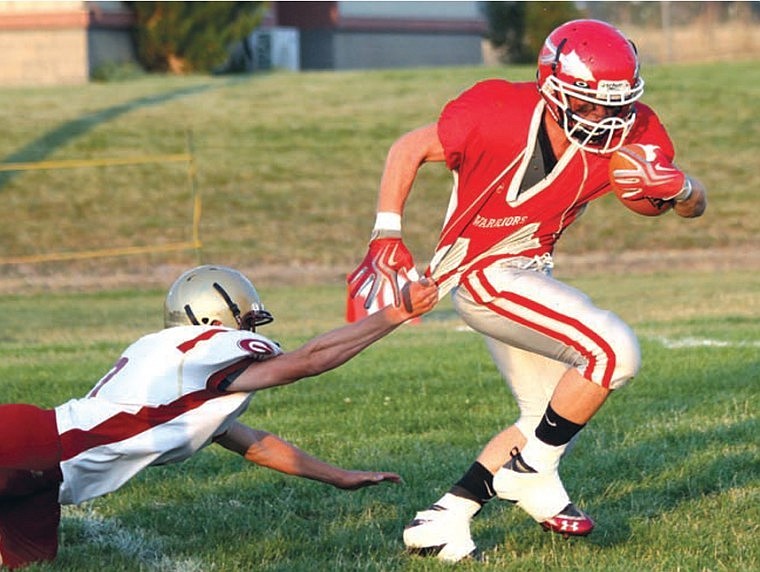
[
  {"xmin": 54, "ymin": 325, "xmax": 280, "ymax": 505},
  {"xmin": 429, "ymin": 79, "xmax": 674, "ymax": 288}
]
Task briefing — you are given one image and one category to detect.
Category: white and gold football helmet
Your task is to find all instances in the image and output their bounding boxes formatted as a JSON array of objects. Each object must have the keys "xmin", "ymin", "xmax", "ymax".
[{"xmin": 164, "ymin": 265, "xmax": 273, "ymax": 330}]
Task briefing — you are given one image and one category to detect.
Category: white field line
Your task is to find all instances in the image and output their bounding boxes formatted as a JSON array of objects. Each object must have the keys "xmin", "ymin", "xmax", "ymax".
[
  {"xmin": 62, "ymin": 505, "xmax": 209, "ymax": 571},
  {"xmin": 648, "ymin": 336, "xmax": 760, "ymax": 349}
]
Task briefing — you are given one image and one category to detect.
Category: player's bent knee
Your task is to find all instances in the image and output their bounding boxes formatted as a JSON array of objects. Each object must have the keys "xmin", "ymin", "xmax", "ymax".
[{"xmin": 604, "ymin": 315, "xmax": 641, "ymax": 389}]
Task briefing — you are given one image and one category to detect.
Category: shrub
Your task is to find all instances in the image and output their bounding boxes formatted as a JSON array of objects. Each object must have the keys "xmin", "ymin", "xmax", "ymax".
[{"xmin": 129, "ymin": 1, "xmax": 265, "ymax": 73}]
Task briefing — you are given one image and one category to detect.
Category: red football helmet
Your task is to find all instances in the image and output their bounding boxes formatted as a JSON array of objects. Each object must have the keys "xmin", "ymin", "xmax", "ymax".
[{"xmin": 537, "ymin": 19, "xmax": 644, "ymax": 154}]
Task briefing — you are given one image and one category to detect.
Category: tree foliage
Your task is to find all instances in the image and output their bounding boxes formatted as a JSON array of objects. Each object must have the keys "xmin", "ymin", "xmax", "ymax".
[
  {"xmin": 483, "ymin": 2, "xmax": 529, "ymax": 63},
  {"xmin": 523, "ymin": 2, "xmax": 584, "ymax": 60},
  {"xmin": 484, "ymin": 1, "xmax": 583, "ymax": 64},
  {"xmin": 129, "ymin": 2, "xmax": 266, "ymax": 73}
]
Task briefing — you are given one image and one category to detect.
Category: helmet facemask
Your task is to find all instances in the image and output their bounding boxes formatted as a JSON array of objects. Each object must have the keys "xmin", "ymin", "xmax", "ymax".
[{"xmin": 542, "ymin": 74, "xmax": 644, "ymax": 154}]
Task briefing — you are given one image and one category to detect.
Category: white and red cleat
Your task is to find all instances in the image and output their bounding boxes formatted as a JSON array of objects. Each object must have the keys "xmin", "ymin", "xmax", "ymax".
[
  {"xmin": 494, "ymin": 450, "xmax": 595, "ymax": 538},
  {"xmin": 541, "ymin": 503, "xmax": 595, "ymax": 537}
]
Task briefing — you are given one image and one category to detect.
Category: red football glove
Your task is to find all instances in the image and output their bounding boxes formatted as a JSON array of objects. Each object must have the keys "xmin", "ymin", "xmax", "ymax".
[
  {"xmin": 610, "ymin": 144, "xmax": 688, "ymax": 202},
  {"xmin": 347, "ymin": 237, "xmax": 417, "ymax": 310}
]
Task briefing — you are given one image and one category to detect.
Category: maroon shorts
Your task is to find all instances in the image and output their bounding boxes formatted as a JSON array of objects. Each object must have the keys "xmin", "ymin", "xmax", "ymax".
[{"xmin": 0, "ymin": 404, "xmax": 62, "ymax": 569}]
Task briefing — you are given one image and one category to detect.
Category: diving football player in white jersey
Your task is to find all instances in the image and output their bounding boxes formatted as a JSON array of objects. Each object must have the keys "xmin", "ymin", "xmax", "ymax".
[{"xmin": 0, "ymin": 265, "xmax": 437, "ymax": 569}]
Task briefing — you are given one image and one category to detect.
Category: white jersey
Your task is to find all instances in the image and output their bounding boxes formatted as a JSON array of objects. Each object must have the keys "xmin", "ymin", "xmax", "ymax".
[{"xmin": 55, "ymin": 325, "xmax": 281, "ymax": 505}]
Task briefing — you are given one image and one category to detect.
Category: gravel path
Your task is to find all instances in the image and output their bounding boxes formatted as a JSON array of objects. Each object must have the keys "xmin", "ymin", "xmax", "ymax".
[{"xmin": 0, "ymin": 247, "xmax": 756, "ymax": 295}]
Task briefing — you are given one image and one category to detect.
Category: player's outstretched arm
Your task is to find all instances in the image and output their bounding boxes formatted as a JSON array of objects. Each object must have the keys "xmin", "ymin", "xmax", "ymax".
[
  {"xmin": 215, "ymin": 422, "xmax": 402, "ymax": 489},
  {"xmin": 227, "ymin": 279, "xmax": 438, "ymax": 392}
]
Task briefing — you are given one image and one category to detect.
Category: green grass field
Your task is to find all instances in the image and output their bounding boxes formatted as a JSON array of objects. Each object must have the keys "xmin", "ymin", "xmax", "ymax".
[
  {"xmin": 0, "ymin": 61, "xmax": 758, "ymax": 570},
  {"xmin": 0, "ymin": 269, "xmax": 757, "ymax": 571}
]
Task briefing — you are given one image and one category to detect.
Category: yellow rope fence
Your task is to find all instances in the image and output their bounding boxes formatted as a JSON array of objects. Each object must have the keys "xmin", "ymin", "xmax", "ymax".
[{"xmin": 0, "ymin": 151, "xmax": 202, "ymax": 265}]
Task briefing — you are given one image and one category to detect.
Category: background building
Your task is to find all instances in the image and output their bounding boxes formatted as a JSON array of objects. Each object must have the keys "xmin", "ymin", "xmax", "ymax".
[
  {"xmin": 265, "ymin": 1, "xmax": 487, "ymax": 71},
  {"xmin": 0, "ymin": 1, "xmax": 133, "ymax": 86},
  {"xmin": 0, "ymin": 1, "xmax": 758, "ymax": 86}
]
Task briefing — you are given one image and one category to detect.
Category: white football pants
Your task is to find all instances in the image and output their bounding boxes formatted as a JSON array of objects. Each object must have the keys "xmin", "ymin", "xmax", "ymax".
[{"xmin": 452, "ymin": 259, "xmax": 641, "ymax": 436}]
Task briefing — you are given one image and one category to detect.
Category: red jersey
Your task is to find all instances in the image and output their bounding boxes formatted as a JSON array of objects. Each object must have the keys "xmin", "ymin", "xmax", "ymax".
[{"xmin": 429, "ymin": 80, "xmax": 674, "ymax": 288}]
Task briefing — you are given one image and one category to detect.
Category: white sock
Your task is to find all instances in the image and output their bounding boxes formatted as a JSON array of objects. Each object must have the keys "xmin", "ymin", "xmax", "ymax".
[
  {"xmin": 435, "ymin": 492, "xmax": 481, "ymax": 519},
  {"xmin": 520, "ymin": 436, "xmax": 567, "ymax": 473}
]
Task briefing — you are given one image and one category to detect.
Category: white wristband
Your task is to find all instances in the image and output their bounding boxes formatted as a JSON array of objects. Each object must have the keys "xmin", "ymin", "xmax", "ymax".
[
  {"xmin": 674, "ymin": 177, "xmax": 693, "ymax": 203},
  {"xmin": 373, "ymin": 211, "xmax": 402, "ymax": 232}
]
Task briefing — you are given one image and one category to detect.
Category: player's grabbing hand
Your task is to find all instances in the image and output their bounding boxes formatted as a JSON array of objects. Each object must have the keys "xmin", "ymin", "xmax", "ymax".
[{"xmin": 391, "ymin": 278, "xmax": 437, "ymax": 322}]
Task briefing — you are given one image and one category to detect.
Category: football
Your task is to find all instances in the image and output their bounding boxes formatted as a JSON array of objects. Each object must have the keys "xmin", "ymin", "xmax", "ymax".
[{"xmin": 608, "ymin": 144, "xmax": 673, "ymax": 217}]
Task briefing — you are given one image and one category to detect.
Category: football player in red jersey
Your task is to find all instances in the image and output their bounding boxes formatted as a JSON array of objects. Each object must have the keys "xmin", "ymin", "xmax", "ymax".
[
  {"xmin": 0, "ymin": 265, "xmax": 437, "ymax": 569},
  {"xmin": 348, "ymin": 19, "xmax": 707, "ymax": 562}
]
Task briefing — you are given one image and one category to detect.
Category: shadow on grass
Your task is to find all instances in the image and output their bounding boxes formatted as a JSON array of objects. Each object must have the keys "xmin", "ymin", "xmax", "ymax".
[
  {"xmin": 544, "ymin": 354, "xmax": 758, "ymax": 549},
  {"xmin": 582, "ymin": 419, "xmax": 756, "ymax": 548},
  {"xmin": 0, "ymin": 79, "xmax": 243, "ymax": 191}
]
